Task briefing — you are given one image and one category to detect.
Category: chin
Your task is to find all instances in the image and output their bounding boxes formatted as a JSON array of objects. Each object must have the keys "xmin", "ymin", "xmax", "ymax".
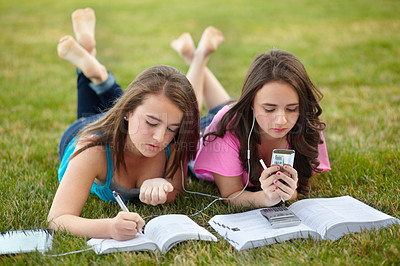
[
  {"xmin": 268, "ymin": 131, "xmax": 288, "ymax": 139},
  {"xmin": 141, "ymin": 150, "xmax": 159, "ymax": 157},
  {"xmin": 146, "ymin": 147, "xmax": 165, "ymax": 157}
]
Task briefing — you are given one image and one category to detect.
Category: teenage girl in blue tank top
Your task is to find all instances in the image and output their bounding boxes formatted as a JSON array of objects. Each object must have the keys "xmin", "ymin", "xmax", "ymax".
[
  {"xmin": 48, "ymin": 8, "xmax": 234, "ymax": 241},
  {"xmin": 47, "ymin": 9, "xmax": 200, "ymax": 241}
]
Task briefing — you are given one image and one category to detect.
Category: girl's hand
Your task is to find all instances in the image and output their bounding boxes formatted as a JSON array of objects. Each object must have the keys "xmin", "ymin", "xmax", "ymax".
[
  {"xmin": 277, "ymin": 165, "xmax": 298, "ymax": 201},
  {"xmin": 139, "ymin": 178, "xmax": 174, "ymax": 206},
  {"xmin": 259, "ymin": 165, "xmax": 298, "ymax": 205},
  {"xmin": 109, "ymin": 211, "xmax": 145, "ymax": 241}
]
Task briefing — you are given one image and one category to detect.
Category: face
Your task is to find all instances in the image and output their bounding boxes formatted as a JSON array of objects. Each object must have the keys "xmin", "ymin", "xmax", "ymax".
[
  {"xmin": 126, "ymin": 93, "xmax": 183, "ymax": 157},
  {"xmin": 252, "ymin": 81, "xmax": 300, "ymax": 140}
]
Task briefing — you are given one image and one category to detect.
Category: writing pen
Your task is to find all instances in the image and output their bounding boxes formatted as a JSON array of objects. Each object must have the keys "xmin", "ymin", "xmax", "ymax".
[
  {"xmin": 113, "ymin": 191, "xmax": 145, "ymax": 234},
  {"xmin": 113, "ymin": 191, "xmax": 130, "ymax": 212},
  {"xmin": 259, "ymin": 159, "xmax": 285, "ymax": 204}
]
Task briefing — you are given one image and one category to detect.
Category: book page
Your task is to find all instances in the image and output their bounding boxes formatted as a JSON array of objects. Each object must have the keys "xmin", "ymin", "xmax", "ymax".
[
  {"xmin": 87, "ymin": 233, "xmax": 158, "ymax": 254},
  {"xmin": 0, "ymin": 229, "xmax": 53, "ymax": 254},
  {"xmin": 288, "ymin": 196, "xmax": 398, "ymax": 240},
  {"xmin": 209, "ymin": 209, "xmax": 319, "ymax": 251},
  {"xmin": 144, "ymin": 214, "xmax": 217, "ymax": 253}
]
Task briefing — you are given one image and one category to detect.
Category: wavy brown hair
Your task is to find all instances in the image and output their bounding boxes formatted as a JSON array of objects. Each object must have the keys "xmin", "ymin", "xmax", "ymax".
[
  {"xmin": 204, "ymin": 50, "xmax": 325, "ymax": 194},
  {"xmin": 71, "ymin": 65, "xmax": 200, "ymax": 180}
]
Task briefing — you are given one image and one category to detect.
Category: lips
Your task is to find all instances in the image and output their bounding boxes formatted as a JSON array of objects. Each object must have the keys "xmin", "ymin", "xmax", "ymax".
[
  {"xmin": 272, "ymin": 128, "xmax": 287, "ymax": 133},
  {"xmin": 146, "ymin": 143, "xmax": 160, "ymax": 151}
]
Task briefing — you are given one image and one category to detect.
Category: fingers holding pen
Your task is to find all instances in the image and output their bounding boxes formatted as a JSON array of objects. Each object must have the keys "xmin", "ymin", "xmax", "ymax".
[
  {"xmin": 274, "ymin": 171, "xmax": 297, "ymax": 189},
  {"xmin": 273, "ymin": 167, "xmax": 298, "ymax": 201},
  {"xmin": 259, "ymin": 165, "xmax": 282, "ymax": 204},
  {"xmin": 259, "ymin": 165, "xmax": 281, "ymax": 181},
  {"xmin": 129, "ymin": 212, "xmax": 145, "ymax": 233},
  {"xmin": 111, "ymin": 212, "xmax": 145, "ymax": 240},
  {"xmin": 282, "ymin": 165, "xmax": 298, "ymax": 182},
  {"xmin": 259, "ymin": 162, "xmax": 298, "ymax": 202}
]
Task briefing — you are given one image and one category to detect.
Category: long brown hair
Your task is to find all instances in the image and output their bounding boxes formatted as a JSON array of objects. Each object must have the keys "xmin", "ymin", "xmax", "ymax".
[
  {"xmin": 71, "ymin": 65, "xmax": 200, "ymax": 179},
  {"xmin": 204, "ymin": 50, "xmax": 325, "ymax": 194}
]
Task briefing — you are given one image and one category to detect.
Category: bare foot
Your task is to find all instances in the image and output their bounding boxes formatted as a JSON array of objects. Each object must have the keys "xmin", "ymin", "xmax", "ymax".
[
  {"xmin": 197, "ymin": 26, "xmax": 224, "ymax": 57},
  {"xmin": 170, "ymin": 33, "xmax": 195, "ymax": 65},
  {"xmin": 57, "ymin": 36, "xmax": 107, "ymax": 84},
  {"xmin": 72, "ymin": 8, "xmax": 96, "ymax": 56}
]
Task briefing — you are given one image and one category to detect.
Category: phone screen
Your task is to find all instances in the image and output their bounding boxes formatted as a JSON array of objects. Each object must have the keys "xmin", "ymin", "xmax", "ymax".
[{"xmin": 271, "ymin": 149, "xmax": 295, "ymax": 167}]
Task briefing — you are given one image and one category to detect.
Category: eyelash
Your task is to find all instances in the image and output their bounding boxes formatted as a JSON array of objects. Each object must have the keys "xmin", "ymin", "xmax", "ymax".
[
  {"xmin": 264, "ymin": 107, "xmax": 298, "ymax": 113},
  {"xmin": 146, "ymin": 121, "xmax": 157, "ymax": 127},
  {"xmin": 167, "ymin": 127, "xmax": 177, "ymax": 133},
  {"xmin": 146, "ymin": 121, "xmax": 178, "ymax": 133}
]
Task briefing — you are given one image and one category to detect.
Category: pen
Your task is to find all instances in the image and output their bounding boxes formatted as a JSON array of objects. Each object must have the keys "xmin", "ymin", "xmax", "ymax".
[
  {"xmin": 113, "ymin": 191, "xmax": 130, "ymax": 212},
  {"xmin": 259, "ymin": 159, "xmax": 285, "ymax": 204},
  {"xmin": 259, "ymin": 159, "xmax": 267, "ymax": 170}
]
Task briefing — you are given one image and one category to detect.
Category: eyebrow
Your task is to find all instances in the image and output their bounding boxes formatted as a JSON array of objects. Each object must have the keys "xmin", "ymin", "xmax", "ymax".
[
  {"xmin": 146, "ymin": 115, "xmax": 181, "ymax": 126},
  {"xmin": 262, "ymin": 103, "xmax": 299, "ymax": 107}
]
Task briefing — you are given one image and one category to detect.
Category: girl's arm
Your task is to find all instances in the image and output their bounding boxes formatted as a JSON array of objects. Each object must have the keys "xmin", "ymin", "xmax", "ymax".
[
  {"xmin": 213, "ymin": 173, "xmax": 277, "ymax": 207},
  {"xmin": 213, "ymin": 165, "xmax": 298, "ymax": 208},
  {"xmin": 47, "ymin": 145, "xmax": 144, "ymax": 240}
]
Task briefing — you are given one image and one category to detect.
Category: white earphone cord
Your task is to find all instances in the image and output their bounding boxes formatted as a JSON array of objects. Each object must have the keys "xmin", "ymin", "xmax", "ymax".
[{"xmin": 182, "ymin": 112, "xmax": 256, "ymax": 217}]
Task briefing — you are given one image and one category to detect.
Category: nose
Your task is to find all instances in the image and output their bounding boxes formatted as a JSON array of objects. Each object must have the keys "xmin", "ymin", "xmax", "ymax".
[
  {"xmin": 275, "ymin": 111, "xmax": 287, "ymax": 125},
  {"xmin": 153, "ymin": 126, "xmax": 166, "ymax": 143}
]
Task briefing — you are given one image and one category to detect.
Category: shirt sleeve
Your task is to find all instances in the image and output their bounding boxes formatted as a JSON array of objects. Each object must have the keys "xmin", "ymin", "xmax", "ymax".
[
  {"xmin": 316, "ymin": 131, "xmax": 331, "ymax": 172},
  {"xmin": 193, "ymin": 131, "xmax": 245, "ymax": 178}
]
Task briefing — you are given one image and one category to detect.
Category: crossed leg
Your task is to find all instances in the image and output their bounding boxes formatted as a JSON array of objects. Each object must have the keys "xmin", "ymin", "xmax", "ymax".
[
  {"xmin": 72, "ymin": 8, "xmax": 96, "ymax": 56},
  {"xmin": 171, "ymin": 27, "xmax": 230, "ymax": 111},
  {"xmin": 57, "ymin": 36, "xmax": 108, "ymax": 85},
  {"xmin": 58, "ymin": 8, "xmax": 123, "ymax": 120},
  {"xmin": 58, "ymin": 8, "xmax": 108, "ymax": 85}
]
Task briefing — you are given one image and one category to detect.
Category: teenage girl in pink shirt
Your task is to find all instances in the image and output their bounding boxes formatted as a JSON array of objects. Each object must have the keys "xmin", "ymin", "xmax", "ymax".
[{"xmin": 172, "ymin": 27, "xmax": 330, "ymax": 208}]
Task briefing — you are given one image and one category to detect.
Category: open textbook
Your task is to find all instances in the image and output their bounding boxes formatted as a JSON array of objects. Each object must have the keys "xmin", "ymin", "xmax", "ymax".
[
  {"xmin": 87, "ymin": 214, "xmax": 217, "ymax": 254},
  {"xmin": 209, "ymin": 196, "xmax": 399, "ymax": 251}
]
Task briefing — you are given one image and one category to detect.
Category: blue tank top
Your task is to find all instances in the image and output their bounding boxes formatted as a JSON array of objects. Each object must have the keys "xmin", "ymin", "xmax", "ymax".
[{"xmin": 58, "ymin": 137, "xmax": 171, "ymax": 202}]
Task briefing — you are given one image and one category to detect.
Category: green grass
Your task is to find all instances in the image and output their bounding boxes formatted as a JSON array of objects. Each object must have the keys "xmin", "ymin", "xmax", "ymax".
[{"xmin": 1, "ymin": 0, "xmax": 399, "ymax": 264}]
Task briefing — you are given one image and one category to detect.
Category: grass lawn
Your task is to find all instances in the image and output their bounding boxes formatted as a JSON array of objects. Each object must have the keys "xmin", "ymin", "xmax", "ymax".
[{"xmin": 1, "ymin": 0, "xmax": 399, "ymax": 264}]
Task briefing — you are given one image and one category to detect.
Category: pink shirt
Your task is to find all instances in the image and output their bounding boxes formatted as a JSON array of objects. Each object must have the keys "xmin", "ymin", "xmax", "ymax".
[{"xmin": 193, "ymin": 105, "xmax": 331, "ymax": 186}]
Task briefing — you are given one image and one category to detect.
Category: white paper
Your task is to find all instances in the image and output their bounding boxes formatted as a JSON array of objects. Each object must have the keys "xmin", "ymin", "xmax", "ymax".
[
  {"xmin": 0, "ymin": 229, "xmax": 53, "ymax": 254},
  {"xmin": 289, "ymin": 195, "xmax": 399, "ymax": 240}
]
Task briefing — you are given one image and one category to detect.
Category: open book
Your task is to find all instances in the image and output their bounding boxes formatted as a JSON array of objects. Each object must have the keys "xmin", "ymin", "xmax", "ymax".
[
  {"xmin": 87, "ymin": 214, "xmax": 217, "ymax": 254},
  {"xmin": 209, "ymin": 196, "xmax": 399, "ymax": 251}
]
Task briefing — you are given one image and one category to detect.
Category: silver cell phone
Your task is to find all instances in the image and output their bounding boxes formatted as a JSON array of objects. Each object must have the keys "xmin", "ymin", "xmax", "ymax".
[
  {"xmin": 271, "ymin": 149, "xmax": 295, "ymax": 167},
  {"xmin": 260, "ymin": 206, "xmax": 301, "ymax": 228}
]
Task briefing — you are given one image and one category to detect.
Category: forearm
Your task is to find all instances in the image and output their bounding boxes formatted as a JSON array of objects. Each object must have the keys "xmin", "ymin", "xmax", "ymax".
[
  {"xmin": 48, "ymin": 214, "xmax": 113, "ymax": 239},
  {"xmin": 225, "ymin": 190, "xmax": 275, "ymax": 208}
]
